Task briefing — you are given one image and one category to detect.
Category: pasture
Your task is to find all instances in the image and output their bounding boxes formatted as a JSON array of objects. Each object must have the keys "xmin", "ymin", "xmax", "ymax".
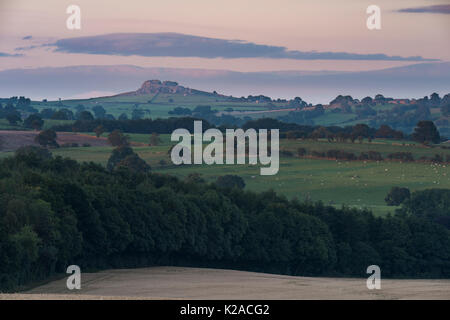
[{"xmin": 1, "ymin": 131, "xmax": 449, "ymax": 216}]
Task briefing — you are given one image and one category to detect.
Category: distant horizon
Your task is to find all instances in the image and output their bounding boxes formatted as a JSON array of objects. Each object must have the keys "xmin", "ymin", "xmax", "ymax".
[
  {"xmin": 1, "ymin": 61, "xmax": 449, "ymax": 104},
  {"xmin": 1, "ymin": 0, "xmax": 449, "ymax": 73},
  {"xmin": 0, "ymin": 0, "xmax": 449, "ymax": 103}
]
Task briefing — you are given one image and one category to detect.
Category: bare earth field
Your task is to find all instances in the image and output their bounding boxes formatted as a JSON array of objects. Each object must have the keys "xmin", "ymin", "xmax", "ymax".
[
  {"xmin": 1, "ymin": 267, "xmax": 450, "ymax": 300},
  {"xmin": 0, "ymin": 130, "xmax": 111, "ymax": 151}
]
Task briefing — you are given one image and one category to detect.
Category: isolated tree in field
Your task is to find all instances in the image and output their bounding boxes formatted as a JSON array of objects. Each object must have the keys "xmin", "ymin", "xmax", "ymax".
[
  {"xmin": 108, "ymin": 130, "xmax": 129, "ymax": 147},
  {"xmin": 412, "ymin": 121, "xmax": 440, "ymax": 144},
  {"xmin": 216, "ymin": 175, "xmax": 245, "ymax": 190},
  {"xmin": 6, "ymin": 112, "xmax": 21, "ymax": 125},
  {"xmin": 34, "ymin": 129, "xmax": 59, "ymax": 148},
  {"xmin": 94, "ymin": 125, "xmax": 105, "ymax": 138},
  {"xmin": 385, "ymin": 187, "xmax": 411, "ymax": 206},
  {"xmin": 149, "ymin": 132, "xmax": 161, "ymax": 146},
  {"xmin": 24, "ymin": 114, "xmax": 44, "ymax": 130}
]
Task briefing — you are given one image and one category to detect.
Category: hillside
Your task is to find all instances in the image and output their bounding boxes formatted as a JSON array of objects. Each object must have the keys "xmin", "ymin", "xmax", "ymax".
[{"xmin": 116, "ymin": 79, "xmax": 222, "ymax": 97}]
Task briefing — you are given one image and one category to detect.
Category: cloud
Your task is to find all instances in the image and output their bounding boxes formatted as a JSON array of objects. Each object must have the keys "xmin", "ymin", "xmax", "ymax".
[
  {"xmin": 0, "ymin": 52, "xmax": 23, "ymax": 57},
  {"xmin": 45, "ymin": 33, "xmax": 436, "ymax": 61},
  {"xmin": 398, "ymin": 4, "xmax": 450, "ymax": 14}
]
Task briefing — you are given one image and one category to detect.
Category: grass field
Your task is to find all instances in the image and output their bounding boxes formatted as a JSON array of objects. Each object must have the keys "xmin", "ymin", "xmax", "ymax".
[
  {"xmin": 30, "ymin": 93, "xmax": 271, "ymax": 120},
  {"xmin": 1, "ymin": 135, "xmax": 438, "ymax": 216},
  {"xmin": 2, "ymin": 131, "xmax": 448, "ymax": 216}
]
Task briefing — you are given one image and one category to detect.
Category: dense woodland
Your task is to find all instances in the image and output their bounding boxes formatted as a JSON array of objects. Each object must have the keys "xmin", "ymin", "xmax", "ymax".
[{"xmin": 0, "ymin": 147, "xmax": 449, "ymax": 291}]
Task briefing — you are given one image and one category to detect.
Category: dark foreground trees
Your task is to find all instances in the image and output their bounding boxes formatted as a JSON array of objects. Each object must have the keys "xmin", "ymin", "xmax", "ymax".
[{"xmin": 0, "ymin": 149, "xmax": 449, "ymax": 291}]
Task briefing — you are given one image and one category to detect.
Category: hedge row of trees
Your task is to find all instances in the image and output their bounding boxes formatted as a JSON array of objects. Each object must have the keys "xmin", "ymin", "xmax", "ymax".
[
  {"xmin": 0, "ymin": 147, "xmax": 449, "ymax": 291},
  {"xmin": 292, "ymin": 148, "xmax": 449, "ymax": 163}
]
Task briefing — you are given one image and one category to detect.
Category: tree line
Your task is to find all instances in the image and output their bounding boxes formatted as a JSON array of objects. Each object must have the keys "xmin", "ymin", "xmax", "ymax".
[{"xmin": 0, "ymin": 147, "xmax": 449, "ymax": 291}]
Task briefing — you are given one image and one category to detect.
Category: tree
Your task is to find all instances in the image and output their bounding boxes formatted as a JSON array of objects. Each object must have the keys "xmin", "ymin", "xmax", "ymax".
[
  {"xmin": 115, "ymin": 153, "xmax": 151, "ymax": 173},
  {"xmin": 375, "ymin": 125, "xmax": 403, "ymax": 139},
  {"xmin": 75, "ymin": 104, "xmax": 85, "ymax": 113},
  {"xmin": 92, "ymin": 105, "xmax": 106, "ymax": 119},
  {"xmin": 51, "ymin": 109, "xmax": 73, "ymax": 120},
  {"xmin": 412, "ymin": 121, "xmax": 440, "ymax": 144},
  {"xmin": 441, "ymin": 104, "xmax": 450, "ymax": 117},
  {"xmin": 107, "ymin": 130, "xmax": 129, "ymax": 147},
  {"xmin": 118, "ymin": 113, "xmax": 128, "ymax": 120},
  {"xmin": 430, "ymin": 93, "xmax": 441, "ymax": 106},
  {"xmin": 23, "ymin": 114, "xmax": 44, "ymax": 130},
  {"xmin": 131, "ymin": 109, "xmax": 145, "ymax": 120},
  {"xmin": 77, "ymin": 110, "xmax": 94, "ymax": 121},
  {"xmin": 6, "ymin": 112, "xmax": 21, "ymax": 125},
  {"xmin": 351, "ymin": 124, "xmax": 370, "ymax": 139},
  {"xmin": 149, "ymin": 133, "xmax": 161, "ymax": 146},
  {"xmin": 34, "ymin": 129, "xmax": 59, "ymax": 148},
  {"xmin": 216, "ymin": 175, "xmax": 245, "ymax": 190},
  {"xmin": 400, "ymin": 189, "xmax": 450, "ymax": 229},
  {"xmin": 94, "ymin": 125, "xmax": 105, "ymax": 138},
  {"xmin": 385, "ymin": 187, "xmax": 411, "ymax": 206},
  {"xmin": 106, "ymin": 145, "xmax": 134, "ymax": 171},
  {"xmin": 14, "ymin": 145, "xmax": 52, "ymax": 165}
]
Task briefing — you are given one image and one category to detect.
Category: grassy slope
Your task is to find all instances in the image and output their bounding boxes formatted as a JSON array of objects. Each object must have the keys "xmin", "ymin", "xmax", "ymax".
[{"xmin": 10, "ymin": 135, "xmax": 442, "ymax": 216}]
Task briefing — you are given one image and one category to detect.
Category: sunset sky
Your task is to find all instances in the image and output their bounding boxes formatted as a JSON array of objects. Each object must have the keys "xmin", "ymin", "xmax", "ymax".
[{"xmin": 0, "ymin": 0, "xmax": 449, "ymax": 73}]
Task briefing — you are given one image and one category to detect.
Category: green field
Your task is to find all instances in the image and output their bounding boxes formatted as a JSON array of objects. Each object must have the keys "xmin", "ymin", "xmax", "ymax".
[
  {"xmin": 31, "ymin": 93, "xmax": 272, "ymax": 120},
  {"xmin": 3, "ymin": 135, "xmax": 445, "ymax": 216}
]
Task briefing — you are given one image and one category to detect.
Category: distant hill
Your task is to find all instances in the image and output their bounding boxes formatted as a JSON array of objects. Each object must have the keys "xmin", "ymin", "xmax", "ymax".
[
  {"xmin": 0, "ymin": 62, "xmax": 449, "ymax": 104},
  {"xmin": 116, "ymin": 79, "xmax": 223, "ymax": 98}
]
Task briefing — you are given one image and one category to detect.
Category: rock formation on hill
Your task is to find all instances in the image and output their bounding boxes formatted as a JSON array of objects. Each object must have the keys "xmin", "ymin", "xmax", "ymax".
[{"xmin": 117, "ymin": 80, "xmax": 216, "ymax": 96}]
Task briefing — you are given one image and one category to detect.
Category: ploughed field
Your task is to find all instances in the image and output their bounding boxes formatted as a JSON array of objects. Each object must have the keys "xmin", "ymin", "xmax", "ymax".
[{"xmin": 2, "ymin": 267, "xmax": 450, "ymax": 300}]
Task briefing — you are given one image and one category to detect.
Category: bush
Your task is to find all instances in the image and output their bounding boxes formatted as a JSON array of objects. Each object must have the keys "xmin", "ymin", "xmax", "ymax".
[
  {"xmin": 359, "ymin": 151, "xmax": 383, "ymax": 161},
  {"xmin": 297, "ymin": 147, "xmax": 307, "ymax": 157},
  {"xmin": 387, "ymin": 152, "xmax": 414, "ymax": 162},
  {"xmin": 385, "ymin": 187, "xmax": 411, "ymax": 206},
  {"xmin": 326, "ymin": 149, "xmax": 357, "ymax": 161},
  {"xmin": 280, "ymin": 149, "xmax": 294, "ymax": 157},
  {"xmin": 215, "ymin": 175, "xmax": 246, "ymax": 189},
  {"xmin": 311, "ymin": 151, "xmax": 326, "ymax": 158}
]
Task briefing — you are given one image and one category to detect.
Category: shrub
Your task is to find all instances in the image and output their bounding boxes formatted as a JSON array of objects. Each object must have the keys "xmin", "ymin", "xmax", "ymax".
[
  {"xmin": 385, "ymin": 187, "xmax": 411, "ymax": 206},
  {"xmin": 387, "ymin": 152, "xmax": 414, "ymax": 162},
  {"xmin": 297, "ymin": 147, "xmax": 307, "ymax": 157},
  {"xmin": 216, "ymin": 175, "xmax": 245, "ymax": 189}
]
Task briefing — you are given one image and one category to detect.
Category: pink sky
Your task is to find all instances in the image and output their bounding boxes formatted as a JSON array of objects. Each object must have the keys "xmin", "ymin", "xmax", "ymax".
[{"xmin": 0, "ymin": 0, "xmax": 449, "ymax": 72}]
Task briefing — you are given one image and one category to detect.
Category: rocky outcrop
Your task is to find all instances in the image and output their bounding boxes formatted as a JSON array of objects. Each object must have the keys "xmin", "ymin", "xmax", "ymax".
[{"xmin": 118, "ymin": 80, "xmax": 194, "ymax": 96}]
